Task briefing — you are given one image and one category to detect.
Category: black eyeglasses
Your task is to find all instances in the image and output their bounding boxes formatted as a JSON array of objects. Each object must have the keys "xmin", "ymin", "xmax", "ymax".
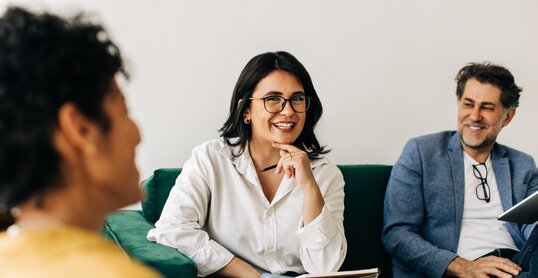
[
  {"xmin": 472, "ymin": 163, "xmax": 491, "ymax": 203},
  {"xmin": 249, "ymin": 95, "xmax": 311, "ymax": 114}
]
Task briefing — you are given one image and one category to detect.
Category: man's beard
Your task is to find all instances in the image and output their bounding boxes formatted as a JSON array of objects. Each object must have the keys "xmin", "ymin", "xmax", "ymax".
[{"xmin": 458, "ymin": 131, "xmax": 496, "ymax": 151}]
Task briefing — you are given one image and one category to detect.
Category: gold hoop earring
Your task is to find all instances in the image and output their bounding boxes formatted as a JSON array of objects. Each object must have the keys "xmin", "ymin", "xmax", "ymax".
[{"xmin": 244, "ymin": 118, "xmax": 251, "ymax": 124}]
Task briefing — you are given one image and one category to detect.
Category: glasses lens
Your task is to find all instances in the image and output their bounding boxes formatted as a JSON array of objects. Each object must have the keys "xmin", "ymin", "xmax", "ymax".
[
  {"xmin": 472, "ymin": 163, "xmax": 490, "ymax": 202},
  {"xmin": 264, "ymin": 96, "xmax": 285, "ymax": 113},
  {"xmin": 263, "ymin": 95, "xmax": 311, "ymax": 113},
  {"xmin": 476, "ymin": 181, "xmax": 491, "ymax": 201},
  {"xmin": 290, "ymin": 95, "xmax": 310, "ymax": 113},
  {"xmin": 472, "ymin": 164, "xmax": 487, "ymax": 179}
]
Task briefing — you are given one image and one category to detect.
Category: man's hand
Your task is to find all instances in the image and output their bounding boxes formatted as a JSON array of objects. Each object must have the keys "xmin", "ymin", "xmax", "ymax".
[{"xmin": 446, "ymin": 256, "xmax": 522, "ymax": 278}]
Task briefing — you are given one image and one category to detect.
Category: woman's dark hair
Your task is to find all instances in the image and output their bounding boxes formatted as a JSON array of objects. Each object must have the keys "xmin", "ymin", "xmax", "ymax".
[
  {"xmin": 456, "ymin": 62, "xmax": 522, "ymax": 108},
  {"xmin": 0, "ymin": 7, "xmax": 127, "ymax": 216},
  {"xmin": 219, "ymin": 51, "xmax": 328, "ymax": 158}
]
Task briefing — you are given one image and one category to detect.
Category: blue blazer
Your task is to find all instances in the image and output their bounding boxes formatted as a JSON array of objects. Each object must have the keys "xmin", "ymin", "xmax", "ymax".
[{"xmin": 382, "ymin": 131, "xmax": 538, "ymax": 278}]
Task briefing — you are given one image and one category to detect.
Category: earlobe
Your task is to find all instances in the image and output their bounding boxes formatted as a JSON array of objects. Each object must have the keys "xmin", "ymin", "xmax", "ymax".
[
  {"xmin": 243, "ymin": 110, "xmax": 251, "ymax": 125},
  {"xmin": 503, "ymin": 108, "xmax": 516, "ymax": 127},
  {"xmin": 243, "ymin": 117, "xmax": 251, "ymax": 125}
]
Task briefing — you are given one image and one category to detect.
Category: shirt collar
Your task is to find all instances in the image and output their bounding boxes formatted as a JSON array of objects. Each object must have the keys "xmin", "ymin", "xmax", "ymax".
[
  {"xmin": 218, "ymin": 138, "xmax": 327, "ymax": 174},
  {"xmin": 218, "ymin": 138, "xmax": 251, "ymax": 175}
]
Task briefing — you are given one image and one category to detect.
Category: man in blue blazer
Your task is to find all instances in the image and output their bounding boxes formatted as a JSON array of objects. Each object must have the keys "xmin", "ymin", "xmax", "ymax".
[{"xmin": 383, "ymin": 62, "xmax": 538, "ymax": 277}]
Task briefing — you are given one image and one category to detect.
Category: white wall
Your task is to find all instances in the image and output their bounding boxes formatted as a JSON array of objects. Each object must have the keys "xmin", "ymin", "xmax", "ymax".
[{"xmin": 2, "ymin": 0, "xmax": 538, "ymax": 182}]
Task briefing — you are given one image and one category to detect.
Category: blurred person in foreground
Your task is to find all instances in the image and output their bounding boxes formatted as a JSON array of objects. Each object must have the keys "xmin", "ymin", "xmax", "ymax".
[{"xmin": 0, "ymin": 6, "xmax": 160, "ymax": 277}]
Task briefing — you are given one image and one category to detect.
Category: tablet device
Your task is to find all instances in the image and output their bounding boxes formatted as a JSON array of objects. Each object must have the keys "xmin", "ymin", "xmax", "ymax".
[{"xmin": 498, "ymin": 191, "xmax": 538, "ymax": 224}]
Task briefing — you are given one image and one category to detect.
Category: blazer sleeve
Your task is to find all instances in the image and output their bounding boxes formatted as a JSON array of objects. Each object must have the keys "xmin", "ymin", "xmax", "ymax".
[
  {"xmin": 382, "ymin": 139, "xmax": 457, "ymax": 277},
  {"xmin": 521, "ymin": 159, "xmax": 538, "ymax": 239}
]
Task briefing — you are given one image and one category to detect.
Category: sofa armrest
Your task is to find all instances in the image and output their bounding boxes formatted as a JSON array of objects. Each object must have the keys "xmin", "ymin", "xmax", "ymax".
[{"xmin": 104, "ymin": 210, "xmax": 197, "ymax": 278}]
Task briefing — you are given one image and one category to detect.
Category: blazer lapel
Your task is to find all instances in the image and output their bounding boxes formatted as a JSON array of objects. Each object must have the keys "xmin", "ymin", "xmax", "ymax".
[
  {"xmin": 490, "ymin": 144, "xmax": 521, "ymax": 240},
  {"xmin": 448, "ymin": 133, "xmax": 465, "ymax": 241},
  {"xmin": 491, "ymin": 144, "xmax": 512, "ymax": 211}
]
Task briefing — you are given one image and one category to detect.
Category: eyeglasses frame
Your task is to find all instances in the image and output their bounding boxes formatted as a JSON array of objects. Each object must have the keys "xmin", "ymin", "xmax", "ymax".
[
  {"xmin": 249, "ymin": 95, "xmax": 311, "ymax": 114},
  {"xmin": 472, "ymin": 163, "xmax": 491, "ymax": 203}
]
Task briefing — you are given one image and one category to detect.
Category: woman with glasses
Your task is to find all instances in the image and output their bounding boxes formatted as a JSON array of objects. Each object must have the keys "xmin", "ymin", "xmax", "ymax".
[{"xmin": 148, "ymin": 51, "xmax": 347, "ymax": 277}]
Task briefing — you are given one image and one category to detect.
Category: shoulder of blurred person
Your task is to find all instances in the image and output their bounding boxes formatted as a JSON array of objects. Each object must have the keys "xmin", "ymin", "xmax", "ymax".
[{"xmin": 0, "ymin": 225, "xmax": 161, "ymax": 277}]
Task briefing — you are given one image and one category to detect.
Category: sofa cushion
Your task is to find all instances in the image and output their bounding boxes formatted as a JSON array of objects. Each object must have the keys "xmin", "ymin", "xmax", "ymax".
[
  {"xmin": 138, "ymin": 165, "xmax": 393, "ymax": 276},
  {"xmin": 104, "ymin": 210, "xmax": 197, "ymax": 278},
  {"xmin": 339, "ymin": 164, "xmax": 392, "ymax": 277},
  {"xmin": 141, "ymin": 168, "xmax": 181, "ymax": 225}
]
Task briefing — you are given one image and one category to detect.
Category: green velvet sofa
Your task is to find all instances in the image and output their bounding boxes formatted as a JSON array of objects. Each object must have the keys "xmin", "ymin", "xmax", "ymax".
[{"xmin": 103, "ymin": 165, "xmax": 393, "ymax": 277}]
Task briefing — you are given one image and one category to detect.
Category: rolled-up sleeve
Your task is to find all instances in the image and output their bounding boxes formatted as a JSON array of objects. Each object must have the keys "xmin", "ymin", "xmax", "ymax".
[
  {"xmin": 147, "ymin": 150, "xmax": 233, "ymax": 277},
  {"xmin": 190, "ymin": 240, "xmax": 234, "ymax": 276},
  {"xmin": 297, "ymin": 165, "xmax": 347, "ymax": 273}
]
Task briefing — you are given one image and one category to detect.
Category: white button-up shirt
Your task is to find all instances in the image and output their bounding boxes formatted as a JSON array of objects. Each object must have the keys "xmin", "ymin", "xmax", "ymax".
[{"xmin": 147, "ymin": 139, "xmax": 347, "ymax": 276}]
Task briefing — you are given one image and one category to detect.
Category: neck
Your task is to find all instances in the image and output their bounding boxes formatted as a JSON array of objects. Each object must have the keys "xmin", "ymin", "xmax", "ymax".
[
  {"xmin": 14, "ymin": 183, "xmax": 108, "ymax": 233},
  {"xmin": 15, "ymin": 215, "xmax": 66, "ymax": 231},
  {"xmin": 15, "ymin": 206, "xmax": 104, "ymax": 233},
  {"xmin": 248, "ymin": 139, "xmax": 281, "ymax": 171},
  {"xmin": 462, "ymin": 144, "xmax": 493, "ymax": 163}
]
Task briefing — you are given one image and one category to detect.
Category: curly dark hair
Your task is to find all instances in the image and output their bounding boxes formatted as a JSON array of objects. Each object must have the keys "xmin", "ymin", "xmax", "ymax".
[
  {"xmin": 219, "ymin": 51, "xmax": 328, "ymax": 158},
  {"xmin": 455, "ymin": 62, "xmax": 522, "ymax": 108},
  {"xmin": 0, "ymin": 7, "xmax": 127, "ymax": 217}
]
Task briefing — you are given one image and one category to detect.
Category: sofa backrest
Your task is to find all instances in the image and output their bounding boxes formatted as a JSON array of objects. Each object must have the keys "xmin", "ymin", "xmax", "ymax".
[
  {"xmin": 141, "ymin": 168, "xmax": 181, "ymax": 225},
  {"xmin": 141, "ymin": 165, "xmax": 392, "ymax": 276},
  {"xmin": 338, "ymin": 165, "xmax": 392, "ymax": 277}
]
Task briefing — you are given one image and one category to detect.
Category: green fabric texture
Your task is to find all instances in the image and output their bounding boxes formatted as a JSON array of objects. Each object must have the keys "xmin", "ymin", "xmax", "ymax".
[
  {"xmin": 141, "ymin": 168, "xmax": 181, "ymax": 225},
  {"xmin": 338, "ymin": 165, "xmax": 392, "ymax": 277},
  {"xmin": 104, "ymin": 210, "xmax": 196, "ymax": 278},
  {"xmin": 104, "ymin": 165, "xmax": 393, "ymax": 277}
]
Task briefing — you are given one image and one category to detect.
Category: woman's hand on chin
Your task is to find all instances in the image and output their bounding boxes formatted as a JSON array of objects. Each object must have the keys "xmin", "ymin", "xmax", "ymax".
[{"xmin": 272, "ymin": 143, "xmax": 317, "ymax": 190}]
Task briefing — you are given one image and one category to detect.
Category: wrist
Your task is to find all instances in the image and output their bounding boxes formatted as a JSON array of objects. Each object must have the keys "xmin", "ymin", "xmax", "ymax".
[
  {"xmin": 301, "ymin": 183, "xmax": 324, "ymax": 225},
  {"xmin": 446, "ymin": 256, "xmax": 470, "ymax": 277},
  {"xmin": 301, "ymin": 183, "xmax": 323, "ymax": 204},
  {"xmin": 299, "ymin": 178, "xmax": 319, "ymax": 191}
]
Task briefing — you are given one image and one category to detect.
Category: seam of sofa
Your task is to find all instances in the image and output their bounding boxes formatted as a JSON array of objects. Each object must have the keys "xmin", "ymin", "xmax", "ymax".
[{"xmin": 104, "ymin": 221, "xmax": 126, "ymax": 251}]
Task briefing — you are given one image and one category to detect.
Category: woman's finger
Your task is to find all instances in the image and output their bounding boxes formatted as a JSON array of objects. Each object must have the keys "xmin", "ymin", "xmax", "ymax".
[{"xmin": 272, "ymin": 142, "xmax": 300, "ymax": 153}]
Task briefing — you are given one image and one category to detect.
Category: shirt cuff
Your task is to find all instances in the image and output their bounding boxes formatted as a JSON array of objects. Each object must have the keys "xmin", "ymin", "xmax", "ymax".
[
  {"xmin": 296, "ymin": 206, "xmax": 339, "ymax": 249},
  {"xmin": 190, "ymin": 239, "xmax": 234, "ymax": 276}
]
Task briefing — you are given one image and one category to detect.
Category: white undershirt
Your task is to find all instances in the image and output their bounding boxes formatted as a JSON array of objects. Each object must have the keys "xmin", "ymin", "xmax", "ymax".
[{"xmin": 456, "ymin": 153, "xmax": 518, "ymax": 260}]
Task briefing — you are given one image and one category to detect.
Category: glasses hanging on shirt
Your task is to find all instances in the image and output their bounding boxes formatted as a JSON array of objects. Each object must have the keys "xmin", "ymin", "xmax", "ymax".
[{"xmin": 472, "ymin": 163, "xmax": 491, "ymax": 203}]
